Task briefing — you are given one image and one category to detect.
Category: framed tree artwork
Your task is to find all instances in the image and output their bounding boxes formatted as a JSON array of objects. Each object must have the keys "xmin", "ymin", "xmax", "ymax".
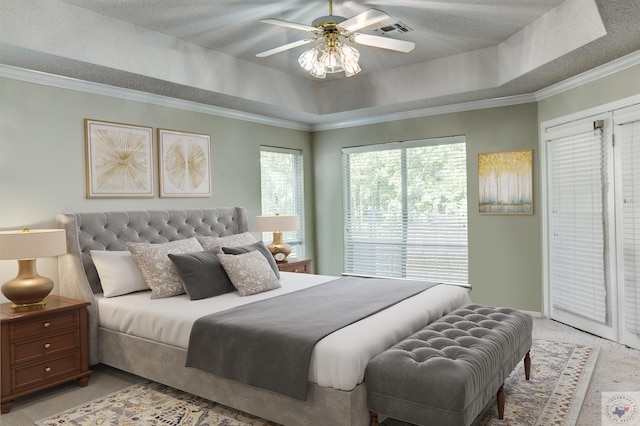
[
  {"xmin": 158, "ymin": 129, "xmax": 212, "ymax": 198},
  {"xmin": 478, "ymin": 149, "xmax": 533, "ymax": 215},
  {"xmin": 84, "ymin": 119, "xmax": 154, "ymax": 198}
]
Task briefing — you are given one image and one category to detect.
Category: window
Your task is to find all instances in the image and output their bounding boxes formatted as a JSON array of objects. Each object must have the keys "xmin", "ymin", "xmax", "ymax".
[
  {"xmin": 342, "ymin": 136, "xmax": 468, "ymax": 284},
  {"xmin": 260, "ymin": 147, "xmax": 305, "ymax": 258}
]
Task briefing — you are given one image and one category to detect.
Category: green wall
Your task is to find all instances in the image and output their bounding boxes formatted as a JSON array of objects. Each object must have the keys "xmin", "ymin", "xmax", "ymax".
[
  {"xmin": 0, "ymin": 76, "xmax": 314, "ymax": 302},
  {"xmin": 3, "ymin": 60, "xmax": 640, "ymax": 311},
  {"xmin": 538, "ymin": 63, "xmax": 640, "ymax": 122},
  {"xmin": 312, "ymin": 103, "xmax": 542, "ymax": 311}
]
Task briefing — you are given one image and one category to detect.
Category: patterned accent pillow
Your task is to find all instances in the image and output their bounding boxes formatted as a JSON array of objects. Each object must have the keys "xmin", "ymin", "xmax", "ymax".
[
  {"xmin": 197, "ymin": 232, "xmax": 257, "ymax": 250},
  {"xmin": 127, "ymin": 237, "xmax": 204, "ymax": 299},
  {"xmin": 217, "ymin": 250, "xmax": 281, "ymax": 296},
  {"xmin": 222, "ymin": 241, "xmax": 280, "ymax": 279}
]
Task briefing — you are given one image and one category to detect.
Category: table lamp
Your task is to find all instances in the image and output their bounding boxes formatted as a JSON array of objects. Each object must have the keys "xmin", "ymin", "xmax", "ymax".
[
  {"xmin": 255, "ymin": 215, "xmax": 299, "ymax": 263},
  {"xmin": 0, "ymin": 228, "xmax": 66, "ymax": 310}
]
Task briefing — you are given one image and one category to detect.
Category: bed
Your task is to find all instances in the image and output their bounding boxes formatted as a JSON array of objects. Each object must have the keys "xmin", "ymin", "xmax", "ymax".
[{"xmin": 57, "ymin": 207, "xmax": 471, "ymax": 426}]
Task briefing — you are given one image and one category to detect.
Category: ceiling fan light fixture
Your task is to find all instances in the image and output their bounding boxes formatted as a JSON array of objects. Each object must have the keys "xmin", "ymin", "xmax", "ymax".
[
  {"xmin": 260, "ymin": 1, "xmax": 412, "ymax": 79},
  {"xmin": 339, "ymin": 44, "xmax": 361, "ymax": 77},
  {"xmin": 298, "ymin": 45, "xmax": 327, "ymax": 78},
  {"xmin": 298, "ymin": 41, "xmax": 360, "ymax": 79}
]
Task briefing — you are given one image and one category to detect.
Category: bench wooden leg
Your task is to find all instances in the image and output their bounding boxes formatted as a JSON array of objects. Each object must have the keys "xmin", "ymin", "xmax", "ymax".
[
  {"xmin": 370, "ymin": 411, "xmax": 379, "ymax": 426},
  {"xmin": 497, "ymin": 384, "xmax": 505, "ymax": 419},
  {"xmin": 524, "ymin": 351, "xmax": 531, "ymax": 380}
]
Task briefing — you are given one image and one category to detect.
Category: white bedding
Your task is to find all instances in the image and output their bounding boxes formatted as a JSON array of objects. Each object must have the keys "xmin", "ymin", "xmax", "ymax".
[{"xmin": 97, "ymin": 273, "xmax": 471, "ymax": 391}]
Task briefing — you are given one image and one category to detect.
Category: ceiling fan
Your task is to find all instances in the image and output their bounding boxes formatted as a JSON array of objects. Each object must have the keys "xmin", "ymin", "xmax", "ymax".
[{"xmin": 256, "ymin": 0, "xmax": 415, "ymax": 79}]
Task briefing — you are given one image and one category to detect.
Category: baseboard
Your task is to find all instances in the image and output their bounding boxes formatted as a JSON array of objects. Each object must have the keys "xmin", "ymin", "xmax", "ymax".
[{"xmin": 521, "ymin": 310, "xmax": 543, "ymax": 318}]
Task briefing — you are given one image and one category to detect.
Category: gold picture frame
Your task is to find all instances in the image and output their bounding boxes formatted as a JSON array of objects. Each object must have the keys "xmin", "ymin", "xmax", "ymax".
[
  {"xmin": 84, "ymin": 119, "xmax": 154, "ymax": 198},
  {"xmin": 478, "ymin": 149, "xmax": 533, "ymax": 215},
  {"xmin": 158, "ymin": 129, "xmax": 212, "ymax": 198}
]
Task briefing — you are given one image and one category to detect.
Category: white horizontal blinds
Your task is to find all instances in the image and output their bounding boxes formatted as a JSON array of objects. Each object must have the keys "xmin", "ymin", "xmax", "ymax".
[
  {"xmin": 343, "ymin": 138, "xmax": 468, "ymax": 283},
  {"xmin": 546, "ymin": 126, "xmax": 607, "ymax": 323},
  {"xmin": 617, "ymin": 114, "xmax": 640, "ymax": 334},
  {"xmin": 260, "ymin": 147, "xmax": 305, "ymax": 258}
]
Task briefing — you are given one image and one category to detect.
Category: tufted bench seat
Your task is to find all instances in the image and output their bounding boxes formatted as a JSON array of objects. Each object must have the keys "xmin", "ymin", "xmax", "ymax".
[{"xmin": 365, "ymin": 304, "xmax": 532, "ymax": 426}]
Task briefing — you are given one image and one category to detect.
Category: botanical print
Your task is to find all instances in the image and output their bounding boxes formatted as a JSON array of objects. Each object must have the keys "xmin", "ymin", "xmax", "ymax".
[
  {"xmin": 478, "ymin": 150, "xmax": 533, "ymax": 214},
  {"xmin": 85, "ymin": 119, "xmax": 153, "ymax": 198},
  {"xmin": 159, "ymin": 129, "xmax": 211, "ymax": 197}
]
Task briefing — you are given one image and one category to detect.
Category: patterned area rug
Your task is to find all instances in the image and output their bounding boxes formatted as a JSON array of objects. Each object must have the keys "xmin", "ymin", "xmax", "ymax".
[{"xmin": 36, "ymin": 339, "xmax": 598, "ymax": 426}]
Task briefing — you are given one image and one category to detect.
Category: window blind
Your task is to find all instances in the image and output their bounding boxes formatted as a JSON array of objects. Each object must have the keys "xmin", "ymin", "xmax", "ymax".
[
  {"xmin": 260, "ymin": 147, "xmax": 305, "ymax": 258},
  {"xmin": 546, "ymin": 126, "xmax": 607, "ymax": 323},
  {"xmin": 618, "ymin": 115, "xmax": 640, "ymax": 334},
  {"xmin": 343, "ymin": 137, "xmax": 468, "ymax": 283}
]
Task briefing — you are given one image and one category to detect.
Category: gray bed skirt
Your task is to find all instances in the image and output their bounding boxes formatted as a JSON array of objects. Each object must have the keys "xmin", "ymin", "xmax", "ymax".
[{"xmin": 100, "ymin": 328, "xmax": 371, "ymax": 426}]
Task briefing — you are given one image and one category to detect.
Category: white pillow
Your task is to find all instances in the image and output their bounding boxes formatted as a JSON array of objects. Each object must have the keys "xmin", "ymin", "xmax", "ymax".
[
  {"xmin": 217, "ymin": 250, "xmax": 281, "ymax": 296},
  {"xmin": 90, "ymin": 250, "xmax": 149, "ymax": 297}
]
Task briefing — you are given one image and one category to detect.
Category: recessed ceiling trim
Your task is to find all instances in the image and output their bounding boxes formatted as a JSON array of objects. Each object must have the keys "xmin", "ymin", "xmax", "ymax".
[
  {"xmin": 0, "ymin": 64, "xmax": 312, "ymax": 131},
  {"xmin": 3, "ymin": 47, "xmax": 640, "ymax": 133}
]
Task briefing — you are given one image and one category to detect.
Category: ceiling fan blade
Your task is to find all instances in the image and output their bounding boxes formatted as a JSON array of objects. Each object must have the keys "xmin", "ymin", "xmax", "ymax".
[
  {"xmin": 340, "ymin": 9, "xmax": 389, "ymax": 32},
  {"xmin": 256, "ymin": 38, "xmax": 316, "ymax": 58},
  {"xmin": 260, "ymin": 18, "xmax": 318, "ymax": 33},
  {"xmin": 351, "ymin": 33, "xmax": 415, "ymax": 53}
]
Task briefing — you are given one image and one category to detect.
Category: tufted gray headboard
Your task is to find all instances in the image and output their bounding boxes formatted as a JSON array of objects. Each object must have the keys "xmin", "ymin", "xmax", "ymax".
[{"xmin": 57, "ymin": 207, "xmax": 248, "ymax": 364}]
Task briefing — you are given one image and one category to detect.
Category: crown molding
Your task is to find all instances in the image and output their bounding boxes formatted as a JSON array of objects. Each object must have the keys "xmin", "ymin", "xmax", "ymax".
[
  {"xmin": 535, "ymin": 49, "xmax": 640, "ymax": 101},
  {"xmin": 312, "ymin": 94, "xmax": 538, "ymax": 131},
  {"xmin": 0, "ymin": 64, "xmax": 311, "ymax": 132}
]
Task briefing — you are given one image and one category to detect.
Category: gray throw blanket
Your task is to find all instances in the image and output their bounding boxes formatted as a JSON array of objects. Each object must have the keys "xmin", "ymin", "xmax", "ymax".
[{"xmin": 185, "ymin": 276, "xmax": 439, "ymax": 400}]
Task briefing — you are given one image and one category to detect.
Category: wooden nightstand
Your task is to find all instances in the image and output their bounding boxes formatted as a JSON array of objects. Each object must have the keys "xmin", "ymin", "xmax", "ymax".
[
  {"xmin": 1, "ymin": 295, "xmax": 92, "ymax": 414},
  {"xmin": 277, "ymin": 258, "xmax": 312, "ymax": 274}
]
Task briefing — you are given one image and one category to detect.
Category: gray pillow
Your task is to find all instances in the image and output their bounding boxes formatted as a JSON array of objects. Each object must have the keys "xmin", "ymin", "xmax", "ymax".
[
  {"xmin": 168, "ymin": 247, "xmax": 235, "ymax": 300},
  {"xmin": 217, "ymin": 251, "xmax": 281, "ymax": 296},
  {"xmin": 222, "ymin": 241, "xmax": 280, "ymax": 279}
]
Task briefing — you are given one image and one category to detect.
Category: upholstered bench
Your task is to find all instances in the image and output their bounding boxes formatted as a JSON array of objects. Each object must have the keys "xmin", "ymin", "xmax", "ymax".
[{"xmin": 365, "ymin": 304, "xmax": 532, "ymax": 426}]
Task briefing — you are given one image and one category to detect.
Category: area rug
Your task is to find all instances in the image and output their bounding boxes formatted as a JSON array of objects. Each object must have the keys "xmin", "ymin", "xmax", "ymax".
[{"xmin": 36, "ymin": 339, "xmax": 598, "ymax": 426}]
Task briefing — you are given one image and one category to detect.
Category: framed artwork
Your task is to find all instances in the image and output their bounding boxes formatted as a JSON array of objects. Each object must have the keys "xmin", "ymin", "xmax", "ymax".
[
  {"xmin": 84, "ymin": 119, "xmax": 154, "ymax": 198},
  {"xmin": 158, "ymin": 129, "xmax": 212, "ymax": 198},
  {"xmin": 478, "ymin": 149, "xmax": 533, "ymax": 215}
]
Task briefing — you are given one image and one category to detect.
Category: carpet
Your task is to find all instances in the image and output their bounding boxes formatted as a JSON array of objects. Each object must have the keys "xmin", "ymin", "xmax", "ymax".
[{"xmin": 36, "ymin": 339, "xmax": 598, "ymax": 426}]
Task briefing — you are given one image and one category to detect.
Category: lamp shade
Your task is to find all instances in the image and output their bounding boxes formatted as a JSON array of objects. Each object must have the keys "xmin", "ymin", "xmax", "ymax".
[
  {"xmin": 255, "ymin": 215, "xmax": 299, "ymax": 232},
  {"xmin": 0, "ymin": 228, "xmax": 67, "ymax": 260}
]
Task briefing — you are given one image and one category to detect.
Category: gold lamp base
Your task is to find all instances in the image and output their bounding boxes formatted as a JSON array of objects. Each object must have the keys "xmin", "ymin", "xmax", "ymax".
[
  {"xmin": 267, "ymin": 232, "xmax": 292, "ymax": 263},
  {"xmin": 1, "ymin": 259, "xmax": 53, "ymax": 310}
]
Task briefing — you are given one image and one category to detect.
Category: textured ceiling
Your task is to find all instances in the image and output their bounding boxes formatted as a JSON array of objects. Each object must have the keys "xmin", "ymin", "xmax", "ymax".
[{"xmin": 2, "ymin": 0, "xmax": 640, "ymax": 128}]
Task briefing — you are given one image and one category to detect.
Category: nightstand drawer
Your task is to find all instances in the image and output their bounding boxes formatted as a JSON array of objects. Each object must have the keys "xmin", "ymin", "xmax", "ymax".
[
  {"xmin": 11, "ymin": 311, "xmax": 78, "ymax": 340},
  {"xmin": 13, "ymin": 330, "xmax": 79, "ymax": 364},
  {"xmin": 13, "ymin": 353, "xmax": 80, "ymax": 390}
]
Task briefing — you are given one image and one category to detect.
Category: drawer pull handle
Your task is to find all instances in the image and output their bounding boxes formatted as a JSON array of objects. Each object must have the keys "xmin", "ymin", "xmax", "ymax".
[
  {"xmin": 43, "ymin": 322, "xmax": 51, "ymax": 328},
  {"xmin": 292, "ymin": 269, "xmax": 299, "ymax": 272},
  {"xmin": 45, "ymin": 367, "xmax": 52, "ymax": 373},
  {"xmin": 44, "ymin": 343, "xmax": 51, "ymax": 349}
]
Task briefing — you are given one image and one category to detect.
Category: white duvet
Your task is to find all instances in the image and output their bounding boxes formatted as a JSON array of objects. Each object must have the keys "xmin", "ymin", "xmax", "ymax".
[{"xmin": 96, "ymin": 272, "xmax": 471, "ymax": 391}]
